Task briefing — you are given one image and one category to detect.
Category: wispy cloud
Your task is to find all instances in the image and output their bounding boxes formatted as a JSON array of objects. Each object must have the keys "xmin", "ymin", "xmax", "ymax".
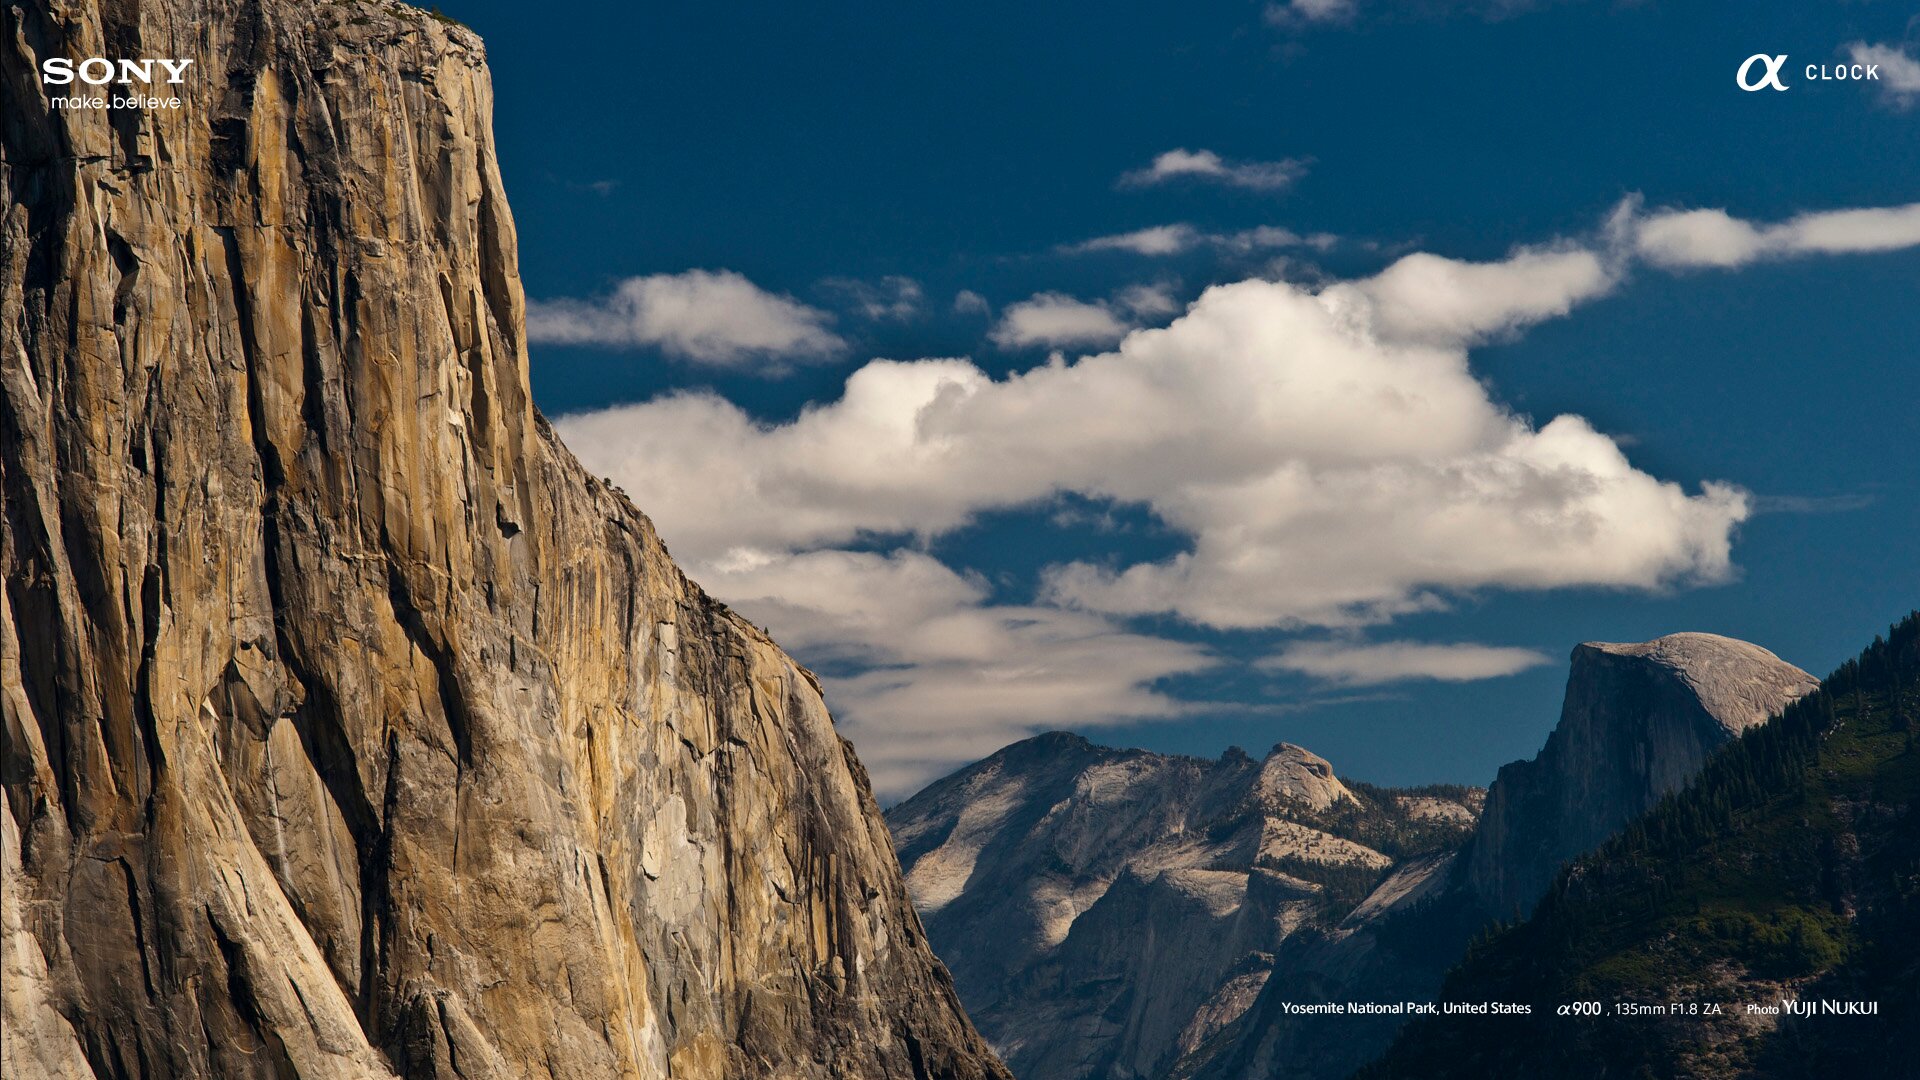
[
  {"xmin": 1266, "ymin": 0, "xmax": 1357, "ymax": 25},
  {"xmin": 1623, "ymin": 196, "xmax": 1920, "ymax": 269},
  {"xmin": 692, "ymin": 549, "xmax": 1215, "ymax": 797},
  {"xmin": 953, "ymin": 289, "xmax": 991, "ymax": 315},
  {"xmin": 822, "ymin": 275, "xmax": 925, "ymax": 321},
  {"xmin": 987, "ymin": 284, "xmax": 1180, "ymax": 348},
  {"xmin": 1061, "ymin": 224, "xmax": 1202, "ymax": 256},
  {"xmin": 1059, "ymin": 223, "xmax": 1338, "ymax": 257},
  {"xmin": 526, "ymin": 269, "xmax": 844, "ymax": 368},
  {"xmin": 1219, "ymin": 226, "xmax": 1341, "ymax": 253},
  {"xmin": 1750, "ymin": 491, "xmax": 1879, "ymax": 516},
  {"xmin": 1119, "ymin": 148, "xmax": 1310, "ymax": 192},
  {"xmin": 1847, "ymin": 41, "xmax": 1920, "ymax": 108},
  {"xmin": 1114, "ymin": 283, "xmax": 1180, "ymax": 318},
  {"xmin": 1261, "ymin": 640, "xmax": 1551, "ymax": 686},
  {"xmin": 1265, "ymin": 0, "xmax": 1587, "ymax": 31},
  {"xmin": 551, "ymin": 174, "xmax": 622, "ymax": 196}
]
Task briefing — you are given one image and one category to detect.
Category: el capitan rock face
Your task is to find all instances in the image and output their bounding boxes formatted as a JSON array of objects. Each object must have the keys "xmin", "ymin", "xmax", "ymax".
[
  {"xmin": 1465, "ymin": 633, "xmax": 1819, "ymax": 915},
  {"xmin": 0, "ymin": 2, "xmax": 1007, "ymax": 1078},
  {"xmin": 885, "ymin": 734, "xmax": 1480, "ymax": 1080}
]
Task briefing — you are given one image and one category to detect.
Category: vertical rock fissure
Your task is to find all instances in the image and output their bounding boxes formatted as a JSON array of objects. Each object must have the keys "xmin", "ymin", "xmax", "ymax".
[{"xmin": 381, "ymin": 557, "xmax": 474, "ymax": 770}]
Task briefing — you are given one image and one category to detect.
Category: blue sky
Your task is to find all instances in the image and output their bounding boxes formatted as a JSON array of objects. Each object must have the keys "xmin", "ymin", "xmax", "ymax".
[{"xmin": 441, "ymin": 0, "xmax": 1920, "ymax": 797}]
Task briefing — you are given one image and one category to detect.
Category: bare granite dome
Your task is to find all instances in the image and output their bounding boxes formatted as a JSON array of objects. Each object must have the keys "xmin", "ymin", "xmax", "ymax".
[
  {"xmin": 1582, "ymin": 632, "xmax": 1820, "ymax": 735},
  {"xmin": 1467, "ymin": 632, "xmax": 1817, "ymax": 915},
  {"xmin": 1254, "ymin": 743, "xmax": 1359, "ymax": 811}
]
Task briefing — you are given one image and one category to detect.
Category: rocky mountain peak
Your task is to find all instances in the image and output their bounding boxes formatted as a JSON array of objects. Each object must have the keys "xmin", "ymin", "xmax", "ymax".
[
  {"xmin": 887, "ymin": 734, "xmax": 1478, "ymax": 1080},
  {"xmin": 1467, "ymin": 631, "xmax": 1817, "ymax": 915},
  {"xmin": 1004, "ymin": 729, "xmax": 1099, "ymax": 760},
  {"xmin": 1255, "ymin": 742, "xmax": 1358, "ymax": 811},
  {"xmin": 1576, "ymin": 632, "xmax": 1819, "ymax": 736}
]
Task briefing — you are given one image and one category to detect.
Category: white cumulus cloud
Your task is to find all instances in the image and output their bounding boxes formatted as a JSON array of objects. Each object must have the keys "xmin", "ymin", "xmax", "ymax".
[
  {"xmin": 560, "ymin": 255, "xmax": 1748, "ymax": 631},
  {"xmin": 988, "ymin": 291, "xmax": 1138, "ymax": 349},
  {"xmin": 553, "ymin": 196, "xmax": 1920, "ymax": 791},
  {"xmin": 526, "ymin": 269, "xmax": 844, "ymax": 366},
  {"xmin": 1334, "ymin": 245, "xmax": 1617, "ymax": 344}
]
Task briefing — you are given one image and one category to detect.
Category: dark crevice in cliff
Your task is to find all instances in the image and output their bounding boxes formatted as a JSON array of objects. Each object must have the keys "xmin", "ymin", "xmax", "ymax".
[
  {"xmin": 473, "ymin": 169, "xmax": 518, "ymax": 367},
  {"xmin": 108, "ymin": 853, "xmax": 158, "ymax": 999},
  {"xmin": 209, "ymin": 4, "xmax": 264, "ymax": 180},
  {"xmin": 105, "ymin": 228, "xmax": 139, "ymax": 328},
  {"xmin": 97, "ymin": 0, "xmax": 148, "ymax": 167},
  {"xmin": 383, "ymin": 557, "xmax": 475, "ymax": 768},
  {"xmin": 225, "ymin": 225, "xmax": 281, "ymax": 489},
  {"xmin": 206, "ymin": 905, "xmax": 302, "ymax": 1079},
  {"xmin": 56, "ymin": 488, "xmax": 146, "ymax": 809},
  {"xmin": 132, "ymin": 560, "xmax": 164, "ymax": 819},
  {"xmin": 358, "ymin": 729, "xmax": 403, "ymax": 1047},
  {"xmin": 291, "ymin": 135, "xmax": 343, "ymax": 473},
  {"xmin": 0, "ymin": 479, "xmax": 66, "ymax": 820}
]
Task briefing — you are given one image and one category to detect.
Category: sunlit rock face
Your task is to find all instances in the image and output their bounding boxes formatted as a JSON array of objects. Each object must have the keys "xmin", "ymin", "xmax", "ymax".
[
  {"xmin": 1466, "ymin": 633, "xmax": 1819, "ymax": 916},
  {"xmin": 0, "ymin": 3, "xmax": 1008, "ymax": 1077}
]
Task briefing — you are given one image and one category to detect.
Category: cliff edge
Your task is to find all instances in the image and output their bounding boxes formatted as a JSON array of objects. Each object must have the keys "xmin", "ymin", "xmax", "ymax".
[
  {"xmin": 1466, "ymin": 633, "xmax": 1817, "ymax": 916},
  {"xmin": 0, "ymin": 2, "xmax": 1007, "ymax": 1077}
]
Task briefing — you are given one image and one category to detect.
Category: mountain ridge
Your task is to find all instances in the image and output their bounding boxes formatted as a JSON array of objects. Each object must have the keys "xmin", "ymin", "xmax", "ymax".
[
  {"xmin": 890, "ymin": 630, "xmax": 1819, "ymax": 1080},
  {"xmin": 886, "ymin": 733, "xmax": 1481, "ymax": 1080}
]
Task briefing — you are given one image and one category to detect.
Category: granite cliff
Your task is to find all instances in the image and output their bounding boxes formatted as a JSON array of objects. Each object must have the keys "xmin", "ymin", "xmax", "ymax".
[
  {"xmin": 0, "ymin": 2, "xmax": 1007, "ymax": 1077},
  {"xmin": 1465, "ymin": 633, "xmax": 1819, "ymax": 916},
  {"xmin": 1362, "ymin": 615, "xmax": 1919, "ymax": 1079},
  {"xmin": 885, "ymin": 734, "xmax": 1480, "ymax": 1080}
]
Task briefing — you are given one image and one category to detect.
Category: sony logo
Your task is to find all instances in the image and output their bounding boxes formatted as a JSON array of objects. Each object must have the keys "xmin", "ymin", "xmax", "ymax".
[{"xmin": 40, "ymin": 58, "xmax": 195, "ymax": 86}]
